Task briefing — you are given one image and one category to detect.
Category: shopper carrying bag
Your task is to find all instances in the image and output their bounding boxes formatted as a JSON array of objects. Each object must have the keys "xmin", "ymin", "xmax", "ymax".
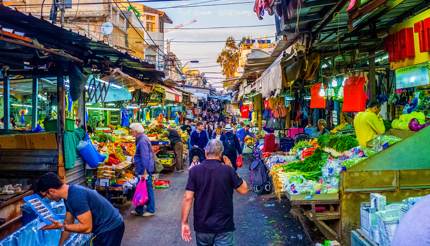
[{"xmin": 132, "ymin": 177, "xmax": 149, "ymax": 208}]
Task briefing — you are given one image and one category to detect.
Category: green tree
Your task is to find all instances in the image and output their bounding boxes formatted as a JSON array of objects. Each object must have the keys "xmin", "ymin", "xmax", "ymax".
[{"xmin": 216, "ymin": 36, "xmax": 240, "ymax": 80}]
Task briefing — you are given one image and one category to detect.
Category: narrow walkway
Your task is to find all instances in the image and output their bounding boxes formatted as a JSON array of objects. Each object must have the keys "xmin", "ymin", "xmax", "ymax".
[{"xmin": 122, "ymin": 166, "xmax": 311, "ymax": 246}]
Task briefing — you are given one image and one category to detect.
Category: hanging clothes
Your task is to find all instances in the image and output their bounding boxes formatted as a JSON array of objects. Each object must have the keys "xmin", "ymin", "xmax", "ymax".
[
  {"xmin": 342, "ymin": 76, "xmax": 368, "ymax": 112},
  {"xmin": 310, "ymin": 83, "xmax": 326, "ymax": 109},
  {"xmin": 120, "ymin": 108, "xmax": 130, "ymax": 127},
  {"xmin": 240, "ymin": 105, "xmax": 250, "ymax": 118}
]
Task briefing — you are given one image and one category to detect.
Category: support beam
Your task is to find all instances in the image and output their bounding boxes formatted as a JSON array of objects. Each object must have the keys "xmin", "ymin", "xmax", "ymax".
[
  {"xmin": 57, "ymin": 75, "xmax": 66, "ymax": 180},
  {"xmin": 3, "ymin": 75, "xmax": 10, "ymax": 130},
  {"xmin": 368, "ymin": 50, "xmax": 377, "ymax": 101},
  {"xmin": 31, "ymin": 77, "xmax": 38, "ymax": 129},
  {"xmin": 312, "ymin": 0, "xmax": 348, "ymax": 35}
]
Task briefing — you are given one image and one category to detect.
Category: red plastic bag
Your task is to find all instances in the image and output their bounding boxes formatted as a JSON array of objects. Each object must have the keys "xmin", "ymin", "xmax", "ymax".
[
  {"xmin": 132, "ymin": 178, "xmax": 148, "ymax": 207},
  {"xmin": 236, "ymin": 155, "xmax": 243, "ymax": 168}
]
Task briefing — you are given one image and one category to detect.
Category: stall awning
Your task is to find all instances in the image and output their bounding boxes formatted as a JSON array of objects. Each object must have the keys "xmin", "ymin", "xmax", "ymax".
[
  {"xmin": 257, "ymin": 54, "xmax": 283, "ymax": 98},
  {"xmin": 101, "ymin": 68, "xmax": 153, "ymax": 93},
  {"xmin": 162, "ymin": 85, "xmax": 182, "ymax": 103}
]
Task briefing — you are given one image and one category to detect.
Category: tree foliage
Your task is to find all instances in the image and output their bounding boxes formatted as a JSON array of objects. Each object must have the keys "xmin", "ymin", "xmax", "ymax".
[{"xmin": 216, "ymin": 36, "xmax": 240, "ymax": 80}]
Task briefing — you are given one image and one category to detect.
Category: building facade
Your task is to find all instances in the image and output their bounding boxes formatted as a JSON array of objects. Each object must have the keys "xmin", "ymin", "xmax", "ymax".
[{"xmin": 9, "ymin": 0, "xmax": 171, "ymax": 68}]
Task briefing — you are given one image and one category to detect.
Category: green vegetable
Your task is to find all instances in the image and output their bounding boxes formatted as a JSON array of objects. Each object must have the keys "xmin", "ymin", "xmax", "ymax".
[
  {"xmin": 93, "ymin": 132, "xmax": 114, "ymax": 142},
  {"xmin": 319, "ymin": 134, "xmax": 358, "ymax": 152},
  {"xmin": 283, "ymin": 148, "xmax": 329, "ymax": 178},
  {"xmin": 291, "ymin": 140, "xmax": 312, "ymax": 153},
  {"xmin": 317, "ymin": 134, "xmax": 330, "ymax": 148},
  {"xmin": 328, "ymin": 135, "xmax": 358, "ymax": 152}
]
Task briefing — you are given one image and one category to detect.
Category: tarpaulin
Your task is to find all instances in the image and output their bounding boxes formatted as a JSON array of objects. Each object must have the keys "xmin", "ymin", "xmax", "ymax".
[
  {"xmin": 162, "ymin": 86, "xmax": 182, "ymax": 102},
  {"xmin": 257, "ymin": 54, "xmax": 283, "ymax": 98}
]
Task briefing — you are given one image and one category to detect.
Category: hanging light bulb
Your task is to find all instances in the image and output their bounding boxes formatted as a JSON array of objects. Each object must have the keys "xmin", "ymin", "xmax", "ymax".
[
  {"xmin": 342, "ymin": 77, "xmax": 347, "ymax": 86},
  {"xmin": 331, "ymin": 79, "xmax": 338, "ymax": 87},
  {"xmin": 319, "ymin": 85, "xmax": 326, "ymax": 97}
]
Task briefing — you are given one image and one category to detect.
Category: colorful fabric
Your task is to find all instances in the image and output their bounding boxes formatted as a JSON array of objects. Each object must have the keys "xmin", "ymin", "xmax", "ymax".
[
  {"xmin": 240, "ymin": 105, "xmax": 250, "ymax": 118},
  {"xmin": 262, "ymin": 133, "xmax": 277, "ymax": 153}
]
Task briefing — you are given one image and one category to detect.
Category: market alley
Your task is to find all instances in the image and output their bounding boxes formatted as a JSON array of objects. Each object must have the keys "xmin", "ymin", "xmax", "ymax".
[{"xmin": 122, "ymin": 167, "xmax": 311, "ymax": 246}]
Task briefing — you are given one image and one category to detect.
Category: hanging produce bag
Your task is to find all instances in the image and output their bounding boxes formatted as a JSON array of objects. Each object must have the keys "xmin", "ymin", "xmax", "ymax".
[
  {"xmin": 132, "ymin": 178, "xmax": 149, "ymax": 207},
  {"xmin": 342, "ymin": 76, "xmax": 367, "ymax": 112},
  {"xmin": 310, "ymin": 83, "xmax": 326, "ymax": 109}
]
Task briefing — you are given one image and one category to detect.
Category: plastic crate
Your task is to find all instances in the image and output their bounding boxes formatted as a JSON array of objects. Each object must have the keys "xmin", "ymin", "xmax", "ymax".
[
  {"xmin": 360, "ymin": 202, "xmax": 376, "ymax": 237},
  {"xmin": 44, "ymin": 119, "xmax": 75, "ymax": 132},
  {"xmin": 159, "ymin": 158, "xmax": 174, "ymax": 167},
  {"xmin": 351, "ymin": 230, "xmax": 377, "ymax": 246},
  {"xmin": 157, "ymin": 153, "xmax": 175, "ymax": 158}
]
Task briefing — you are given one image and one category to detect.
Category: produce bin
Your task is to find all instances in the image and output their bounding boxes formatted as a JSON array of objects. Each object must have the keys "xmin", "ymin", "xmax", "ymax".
[
  {"xmin": 44, "ymin": 119, "xmax": 75, "ymax": 132},
  {"xmin": 340, "ymin": 126, "xmax": 430, "ymax": 245}
]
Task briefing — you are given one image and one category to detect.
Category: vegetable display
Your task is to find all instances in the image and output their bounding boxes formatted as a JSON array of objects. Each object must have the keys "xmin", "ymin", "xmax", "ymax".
[
  {"xmin": 283, "ymin": 148, "xmax": 329, "ymax": 179},
  {"xmin": 318, "ymin": 134, "xmax": 358, "ymax": 152},
  {"xmin": 408, "ymin": 118, "xmax": 430, "ymax": 132}
]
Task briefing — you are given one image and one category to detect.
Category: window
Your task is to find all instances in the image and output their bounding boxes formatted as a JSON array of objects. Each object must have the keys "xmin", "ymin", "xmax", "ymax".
[
  {"xmin": 146, "ymin": 15, "xmax": 155, "ymax": 22},
  {"xmin": 146, "ymin": 22, "xmax": 155, "ymax": 32},
  {"xmin": 145, "ymin": 55, "xmax": 156, "ymax": 64},
  {"xmin": 145, "ymin": 15, "xmax": 156, "ymax": 32}
]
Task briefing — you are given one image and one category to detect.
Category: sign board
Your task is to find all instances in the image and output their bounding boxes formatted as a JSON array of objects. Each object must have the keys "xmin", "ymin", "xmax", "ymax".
[{"xmin": 395, "ymin": 63, "xmax": 430, "ymax": 89}]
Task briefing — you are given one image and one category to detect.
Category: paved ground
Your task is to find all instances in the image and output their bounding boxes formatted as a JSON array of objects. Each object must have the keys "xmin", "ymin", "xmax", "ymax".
[{"xmin": 121, "ymin": 165, "xmax": 311, "ymax": 246}]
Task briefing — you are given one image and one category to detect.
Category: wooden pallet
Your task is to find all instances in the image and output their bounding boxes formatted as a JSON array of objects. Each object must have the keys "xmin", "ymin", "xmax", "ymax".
[{"xmin": 286, "ymin": 192, "xmax": 341, "ymax": 241}]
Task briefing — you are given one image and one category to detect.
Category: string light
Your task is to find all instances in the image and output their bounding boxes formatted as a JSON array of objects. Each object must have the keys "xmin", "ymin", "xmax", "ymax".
[{"xmin": 319, "ymin": 85, "xmax": 326, "ymax": 97}]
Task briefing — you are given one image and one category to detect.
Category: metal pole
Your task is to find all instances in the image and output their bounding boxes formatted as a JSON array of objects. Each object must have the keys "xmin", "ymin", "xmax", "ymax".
[
  {"xmin": 3, "ymin": 75, "xmax": 10, "ymax": 131},
  {"xmin": 31, "ymin": 77, "xmax": 39, "ymax": 129},
  {"xmin": 57, "ymin": 75, "xmax": 66, "ymax": 180}
]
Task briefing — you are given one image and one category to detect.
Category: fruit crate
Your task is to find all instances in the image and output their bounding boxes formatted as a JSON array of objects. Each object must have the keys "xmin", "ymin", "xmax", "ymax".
[{"xmin": 159, "ymin": 158, "xmax": 174, "ymax": 167}]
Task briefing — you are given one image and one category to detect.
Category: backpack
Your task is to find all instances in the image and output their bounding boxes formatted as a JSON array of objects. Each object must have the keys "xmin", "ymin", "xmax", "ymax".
[{"xmin": 223, "ymin": 134, "xmax": 236, "ymax": 154}]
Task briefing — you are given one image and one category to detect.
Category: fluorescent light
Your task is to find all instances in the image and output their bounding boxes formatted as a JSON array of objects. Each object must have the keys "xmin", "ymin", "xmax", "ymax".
[
  {"xmin": 319, "ymin": 86, "xmax": 326, "ymax": 97},
  {"xmin": 97, "ymin": 79, "xmax": 122, "ymax": 89},
  {"xmin": 11, "ymin": 103, "xmax": 32, "ymax": 108},
  {"xmin": 87, "ymin": 107, "xmax": 119, "ymax": 111}
]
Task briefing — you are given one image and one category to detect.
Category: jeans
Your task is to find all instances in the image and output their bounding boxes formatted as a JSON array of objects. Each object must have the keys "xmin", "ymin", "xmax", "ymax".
[
  {"xmin": 196, "ymin": 231, "xmax": 234, "ymax": 246},
  {"xmin": 92, "ymin": 222, "xmax": 125, "ymax": 246},
  {"xmin": 135, "ymin": 175, "xmax": 155, "ymax": 214}
]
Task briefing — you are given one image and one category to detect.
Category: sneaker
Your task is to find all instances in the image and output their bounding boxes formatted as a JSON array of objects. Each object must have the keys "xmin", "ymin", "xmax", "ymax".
[
  {"xmin": 142, "ymin": 212, "xmax": 155, "ymax": 217},
  {"xmin": 131, "ymin": 210, "xmax": 142, "ymax": 216}
]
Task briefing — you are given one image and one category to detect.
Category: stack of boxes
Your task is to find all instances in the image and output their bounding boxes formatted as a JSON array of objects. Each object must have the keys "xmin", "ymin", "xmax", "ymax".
[{"xmin": 359, "ymin": 193, "xmax": 423, "ymax": 246}]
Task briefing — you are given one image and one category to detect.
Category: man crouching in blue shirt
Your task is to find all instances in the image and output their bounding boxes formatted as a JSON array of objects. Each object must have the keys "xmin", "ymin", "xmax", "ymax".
[
  {"xmin": 181, "ymin": 139, "xmax": 248, "ymax": 246},
  {"xmin": 35, "ymin": 172, "xmax": 124, "ymax": 246}
]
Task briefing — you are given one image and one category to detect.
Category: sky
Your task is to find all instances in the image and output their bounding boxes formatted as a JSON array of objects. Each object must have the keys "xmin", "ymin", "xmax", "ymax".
[{"xmin": 143, "ymin": 0, "xmax": 276, "ymax": 90}]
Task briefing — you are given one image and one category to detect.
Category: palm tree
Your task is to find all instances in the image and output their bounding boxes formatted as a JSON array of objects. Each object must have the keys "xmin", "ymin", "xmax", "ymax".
[{"xmin": 217, "ymin": 37, "xmax": 240, "ymax": 83}]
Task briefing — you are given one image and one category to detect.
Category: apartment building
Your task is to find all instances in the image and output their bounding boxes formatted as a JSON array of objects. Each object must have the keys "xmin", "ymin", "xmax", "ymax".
[{"xmin": 8, "ymin": 0, "xmax": 171, "ymax": 66}]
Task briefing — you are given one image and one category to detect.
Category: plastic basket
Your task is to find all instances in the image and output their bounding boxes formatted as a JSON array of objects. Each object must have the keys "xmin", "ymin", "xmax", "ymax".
[
  {"xmin": 159, "ymin": 158, "xmax": 174, "ymax": 167},
  {"xmin": 44, "ymin": 119, "xmax": 75, "ymax": 132},
  {"xmin": 157, "ymin": 153, "xmax": 175, "ymax": 158}
]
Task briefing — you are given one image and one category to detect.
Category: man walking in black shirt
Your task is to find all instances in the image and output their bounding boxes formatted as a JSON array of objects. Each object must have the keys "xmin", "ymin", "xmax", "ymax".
[{"xmin": 181, "ymin": 139, "xmax": 248, "ymax": 246}]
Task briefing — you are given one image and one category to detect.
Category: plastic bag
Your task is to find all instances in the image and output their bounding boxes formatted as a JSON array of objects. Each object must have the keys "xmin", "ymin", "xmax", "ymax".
[
  {"xmin": 236, "ymin": 155, "xmax": 243, "ymax": 168},
  {"xmin": 132, "ymin": 178, "xmax": 149, "ymax": 207}
]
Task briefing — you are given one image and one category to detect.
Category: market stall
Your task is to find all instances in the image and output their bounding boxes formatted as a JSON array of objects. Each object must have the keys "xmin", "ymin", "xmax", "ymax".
[
  {"xmin": 0, "ymin": 5, "xmax": 163, "ymax": 241},
  {"xmin": 263, "ymin": 124, "xmax": 424, "ymax": 243}
]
